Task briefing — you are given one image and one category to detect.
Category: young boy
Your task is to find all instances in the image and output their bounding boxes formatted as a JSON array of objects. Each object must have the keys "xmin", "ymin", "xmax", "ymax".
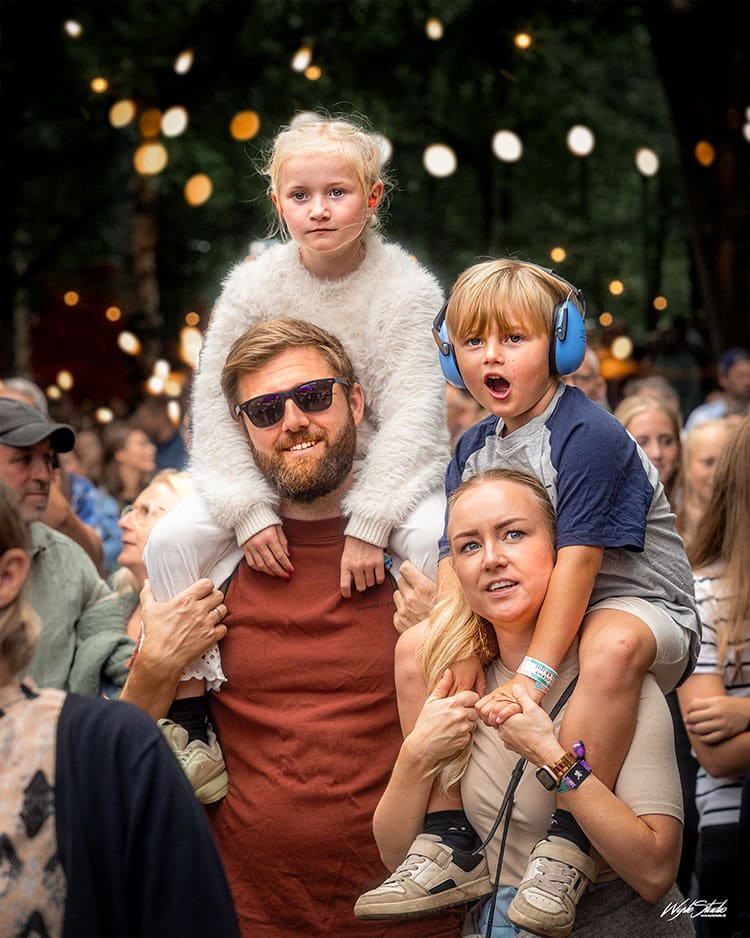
[{"xmin": 356, "ymin": 259, "xmax": 700, "ymax": 938}]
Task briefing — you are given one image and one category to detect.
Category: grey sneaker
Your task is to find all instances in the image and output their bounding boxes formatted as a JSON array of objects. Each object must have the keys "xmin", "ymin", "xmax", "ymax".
[
  {"xmin": 158, "ymin": 718, "xmax": 229, "ymax": 804},
  {"xmin": 506, "ymin": 836, "xmax": 598, "ymax": 938},
  {"xmin": 354, "ymin": 833, "xmax": 492, "ymax": 919}
]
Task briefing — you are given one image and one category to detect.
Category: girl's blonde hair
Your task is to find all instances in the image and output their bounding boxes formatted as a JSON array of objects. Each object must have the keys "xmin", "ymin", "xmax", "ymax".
[
  {"xmin": 614, "ymin": 394, "xmax": 683, "ymax": 502},
  {"xmin": 420, "ymin": 469, "xmax": 556, "ymax": 790},
  {"xmin": 261, "ymin": 113, "xmax": 390, "ymax": 238},
  {"xmin": 689, "ymin": 417, "xmax": 750, "ymax": 679},
  {"xmin": 445, "ymin": 259, "xmax": 573, "ymax": 343}
]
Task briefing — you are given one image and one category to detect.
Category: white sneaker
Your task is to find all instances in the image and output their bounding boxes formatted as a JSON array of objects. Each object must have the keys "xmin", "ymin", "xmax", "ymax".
[
  {"xmin": 354, "ymin": 833, "xmax": 492, "ymax": 919},
  {"xmin": 507, "ymin": 836, "xmax": 597, "ymax": 938},
  {"xmin": 158, "ymin": 718, "xmax": 229, "ymax": 804}
]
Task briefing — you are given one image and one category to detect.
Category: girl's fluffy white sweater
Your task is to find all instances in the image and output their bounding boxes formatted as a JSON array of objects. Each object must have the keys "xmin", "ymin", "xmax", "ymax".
[{"xmin": 190, "ymin": 234, "xmax": 449, "ymax": 548}]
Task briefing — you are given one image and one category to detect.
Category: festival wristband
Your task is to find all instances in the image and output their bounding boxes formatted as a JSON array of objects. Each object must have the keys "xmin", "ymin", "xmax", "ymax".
[
  {"xmin": 557, "ymin": 740, "xmax": 592, "ymax": 793},
  {"xmin": 517, "ymin": 656, "xmax": 558, "ymax": 694}
]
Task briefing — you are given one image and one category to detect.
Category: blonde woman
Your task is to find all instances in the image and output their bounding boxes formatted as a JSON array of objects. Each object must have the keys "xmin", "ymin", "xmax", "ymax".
[
  {"xmin": 359, "ymin": 470, "xmax": 692, "ymax": 938},
  {"xmin": 614, "ymin": 394, "xmax": 682, "ymax": 507},
  {"xmin": 678, "ymin": 418, "xmax": 750, "ymax": 937}
]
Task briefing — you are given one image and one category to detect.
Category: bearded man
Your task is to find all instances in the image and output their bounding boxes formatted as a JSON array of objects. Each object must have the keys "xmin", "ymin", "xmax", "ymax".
[{"xmin": 122, "ymin": 319, "xmax": 462, "ymax": 938}]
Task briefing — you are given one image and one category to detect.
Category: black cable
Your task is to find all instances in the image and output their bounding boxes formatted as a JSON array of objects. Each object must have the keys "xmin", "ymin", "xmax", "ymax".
[{"xmin": 477, "ymin": 675, "xmax": 579, "ymax": 938}]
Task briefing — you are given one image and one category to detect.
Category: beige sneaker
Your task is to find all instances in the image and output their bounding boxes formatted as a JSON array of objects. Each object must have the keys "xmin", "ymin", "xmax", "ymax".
[
  {"xmin": 506, "ymin": 836, "xmax": 598, "ymax": 938},
  {"xmin": 354, "ymin": 834, "xmax": 492, "ymax": 919},
  {"xmin": 158, "ymin": 718, "xmax": 229, "ymax": 804}
]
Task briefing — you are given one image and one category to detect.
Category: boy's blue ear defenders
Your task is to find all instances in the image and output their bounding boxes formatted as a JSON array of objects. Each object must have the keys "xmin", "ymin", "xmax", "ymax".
[{"xmin": 431, "ymin": 264, "xmax": 587, "ymax": 388}]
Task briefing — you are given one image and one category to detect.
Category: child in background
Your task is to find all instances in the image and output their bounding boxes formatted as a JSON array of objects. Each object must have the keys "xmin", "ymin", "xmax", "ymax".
[
  {"xmin": 143, "ymin": 114, "xmax": 449, "ymax": 800},
  {"xmin": 358, "ymin": 259, "xmax": 699, "ymax": 938}
]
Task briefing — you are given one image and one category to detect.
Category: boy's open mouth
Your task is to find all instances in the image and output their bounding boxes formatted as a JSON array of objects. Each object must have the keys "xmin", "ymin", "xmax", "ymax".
[{"xmin": 485, "ymin": 375, "xmax": 511, "ymax": 398}]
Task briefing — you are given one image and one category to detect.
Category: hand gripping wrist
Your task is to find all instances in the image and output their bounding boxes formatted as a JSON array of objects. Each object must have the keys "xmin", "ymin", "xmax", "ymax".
[{"xmin": 517, "ymin": 656, "xmax": 558, "ymax": 694}]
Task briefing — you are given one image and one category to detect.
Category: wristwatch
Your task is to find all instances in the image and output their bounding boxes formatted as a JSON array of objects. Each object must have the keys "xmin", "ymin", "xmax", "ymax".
[{"xmin": 535, "ymin": 750, "xmax": 579, "ymax": 791}]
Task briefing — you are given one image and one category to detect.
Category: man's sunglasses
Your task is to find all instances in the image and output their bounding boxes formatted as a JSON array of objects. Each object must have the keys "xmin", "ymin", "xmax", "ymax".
[{"xmin": 234, "ymin": 377, "xmax": 349, "ymax": 428}]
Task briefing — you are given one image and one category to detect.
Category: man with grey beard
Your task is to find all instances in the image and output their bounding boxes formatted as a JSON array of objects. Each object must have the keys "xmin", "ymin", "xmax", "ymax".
[{"xmin": 122, "ymin": 319, "xmax": 461, "ymax": 938}]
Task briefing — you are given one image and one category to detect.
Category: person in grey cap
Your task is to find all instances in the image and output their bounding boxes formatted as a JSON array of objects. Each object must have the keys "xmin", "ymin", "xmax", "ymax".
[{"xmin": 0, "ymin": 397, "xmax": 137, "ymax": 693}]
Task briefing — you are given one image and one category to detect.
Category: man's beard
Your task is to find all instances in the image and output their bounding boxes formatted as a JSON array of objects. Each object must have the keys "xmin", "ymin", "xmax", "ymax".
[{"xmin": 248, "ymin": 411, "xmax": 356, "ymax": 503}]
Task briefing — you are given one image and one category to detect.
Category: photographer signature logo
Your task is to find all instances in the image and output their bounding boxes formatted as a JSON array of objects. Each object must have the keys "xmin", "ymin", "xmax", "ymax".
[{"xmin": 661, "ymin": 898, "xmax": 728, "ymax": 921}]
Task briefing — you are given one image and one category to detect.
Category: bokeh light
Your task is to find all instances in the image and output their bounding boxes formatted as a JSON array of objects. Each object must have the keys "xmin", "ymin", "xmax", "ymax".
[
  {"xmin": 423, "ymin": 144, "xmax": 457, "ymax": 177},
  {"xmin": 609, "ymin": 280, "xmax": 624, "ymax": 296},
  {"xmin": 550, "ymin": 247, "xmax": 567, "ymax": 264},
  {"xmin": 133, "ymin": 143, "xmax": 168, "ymax": 176},
  {"xmin": 566, "ymin": 125, "xmax": 595, "ymax": 157},
  {"xmin": 174, "ymin": 49, "xmax": 194, "ymax": 74},
  {"xmin": 305, "ymin": 65, "xmax": 322, "ymax": 81},
  {"xmin": 139, "ymin": 109, "xmax": 162, "ymax": 138},
  {"xmin": 492, "ymin": 130, "xmax": 523, "ymax": 162},
  {"xmin": 117, "ymin": 331, "xmax": 142, "ymax": 355},
  {"xmin": 63, "ymin": 291, "xmax": 79, "ymax": 307},
  {"xmin": 147, "ymin": 376, "xmax": 165, "ymax": 395},
  {"xmin": 635, "ymin": 148, "xmax": 660, "ymax": 176},
  {"xmin": 167, "ymin": 400, "xmax": 182, "ymax": 424},
  {"xmin": 185, "ymin": 311, "xmax": 200, "ymax": 326},
  {"xmin": 153, "ymin": 359, "xmax": 170, "ymax": 379},
  {"xmin": 90, "ymin": 77, "xmax": 108, "ymax": 94},
  {"xmin": 180, "ymin": 326, "xmax": 203, "ymax": 368},
  {"xmin": 599, "ymin": 312, "xmax": 614, "ymax": 326},
  {"xmin": 694, "ymin": 140, "xmax": 716, "ymax": 167},
  {"xmin": 47, "ymin": 385, "xmax": 62, "ymax": 400},
  {"xmin": 291, "ymin": 46, "xmax": 312, "ymax": 72},
  {"xmin": 109, "ymin": 99, "xmax": 136, "ymax": 129},
  {"xmin": 95, "ymin": 407, "xmax": 114, "ymax": 424},
  {"xmin": 425, "ymin": 18, "xmax": 444, "ymax": 40},
  {"xmin": 64, "ymin": 20, "xmax": 83, "ymax": 38},
  {"xmin": 162, "ymin": 106, "xmax": 189, "ymax": 138},
  {"xmin": 184, "ymin": 174, "xmax": 213, "ymax": 206},
  {"xmin": 374, "ymin": 134, "xmax": 393, "ymax": 166},
  {"xmin": 653, "ymin": 296, "xmax": 668, "ymax": 311},
  {"xmin": 611, "ymin": 336, "xmax": 634, "ymax": 360},
  {"xmin": 514, "ymin": 33, "xmax": 532, "ymax": 49},
  {"xmin": 56, "ymin": 370, "xmax": 74, "ymax": 391},
  {"xmin": 105, "ymin": 306, "xmax": 122, "ymax": 322},
  {"xmin": 230, "ymin": 110, "xmax": 260, "ymax": 141}
]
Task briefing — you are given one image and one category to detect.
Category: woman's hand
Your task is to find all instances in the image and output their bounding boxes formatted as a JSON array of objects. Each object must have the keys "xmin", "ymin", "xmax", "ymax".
[
  {"xmin": 405, "ymin": 669, "xmax": 479, "ymax": 766},
  {"xmin": 340, "ymin": 536, "xmax": 385, "ymax": 598},
  {"xmin": 683, "ymin": 694, "xmax": 750, "ymax": 744},
  {"xmin": 242, "ymin": 524, "xmax": 292, "ymax": 579},
  {"xmin": 476, "ymin": 674, "xmax": 544, "ymax": 725},
  {"xmin": 496, "ymin": 684, "xmax": 565, "ymax": 767}
]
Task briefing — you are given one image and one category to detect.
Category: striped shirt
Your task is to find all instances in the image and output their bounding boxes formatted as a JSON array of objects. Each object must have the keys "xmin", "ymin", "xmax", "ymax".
[{"xmin": 693, "ymin": 562, "xmax": 750, "ymax": 830}]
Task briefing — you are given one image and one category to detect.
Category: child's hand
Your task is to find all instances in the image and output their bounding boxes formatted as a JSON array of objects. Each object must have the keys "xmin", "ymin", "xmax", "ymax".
[
  {"xmin": 449, "ymin": 655, "xmax": 487, "ymax": 698},
  {"xmin": 684, "ymin": 695, "xmax": 750, "ymax": 744},
  {"xmin": 496, "ymin": 685, "xmax": 563, "ymax": 767},
  {"xmin": 242, "ymin": 524, "xmax": 293, "ymax": 579},
  {"xmin": 393, "ymin": 561, "xmax": 436, "ymax": 633},
  {"xmin": 340, "ymin": 536, "xmax": 385, "ymax": 598},
  {"xmin": 477, "ymin": 674, "xmax": 544, "ymax": 726}
]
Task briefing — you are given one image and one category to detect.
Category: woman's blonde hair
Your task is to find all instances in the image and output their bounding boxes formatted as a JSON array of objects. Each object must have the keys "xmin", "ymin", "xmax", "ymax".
[
  {"xmin": 261, "ymin": 112, "xmax": 390, "ymax": 238},
  {"xmin": 420, "ymin": 469, "xmax": 556, "ymax": 790},
  {"xmin": 445, "ymin": 259, "xmax": 572, "ymax": 344},
  {"xmin": 0, "ymin": 481, "xmax": 39, "ymax": 678},
  {"xmin": 689, "ymin": 417, "xmax": 750, "ymax": 679},
  {"xmin": 614, "ymin": 394, "xmax": 683, "ymax": 502}
]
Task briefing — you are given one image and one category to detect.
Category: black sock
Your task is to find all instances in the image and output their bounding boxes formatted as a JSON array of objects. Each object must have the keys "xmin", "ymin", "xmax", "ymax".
[
  {"xmin": 423, "ymin": 810, "xmax": 478, "ymax": 853},
  {"xmin": 167, "ymin": 696, "xmax": 209, "ymax": 744},
  {"xmin": 547, "ymin": 809, "xmax": 590, "ymax": 854}
]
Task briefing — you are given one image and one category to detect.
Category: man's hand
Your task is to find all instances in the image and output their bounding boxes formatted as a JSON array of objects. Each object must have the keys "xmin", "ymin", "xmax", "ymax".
[
  {"xmin": 340, "ymin": 536, "xmax": 385, "ymax": 598},
  {"xmin": 242, "ymin": 524, "xmax": 292, "ymax": 579},
  {"xmin": 684, "ymin": 695, "xmax": 750, "ymax": 744},
  {"xmin": 121, "ymin": 578, "xmax": 227, "ymax": 720},
  {"xmin": 392, "ymin": 560, "xmax": 436, "ymax": 633},
  {"xmin": 476, "ymin": 673, "xmax": 543, "ymax": 726}
]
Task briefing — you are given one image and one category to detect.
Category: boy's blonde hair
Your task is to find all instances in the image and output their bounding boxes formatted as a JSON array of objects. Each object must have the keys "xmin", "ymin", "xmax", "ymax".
[
  {"xmin": 261, "ymin": 113, "xmax": 389, "ymax": 237},
  {"xmin": 420, "ymin": 468, "xmax": 556, "ymax": 790},
  {"xmin": 445, "ymin": 259, "xmax": 573, "ymax": 343}
]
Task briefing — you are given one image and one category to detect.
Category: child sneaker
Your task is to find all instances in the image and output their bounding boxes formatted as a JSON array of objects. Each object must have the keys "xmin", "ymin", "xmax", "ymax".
[
  {"xmin": 506, "ymin": 836, "xmax": 598, "ymax": 938},
  {"xmin": 158, "ymin": 718, "xmax": 229, "ymax": 804},
  {"xmin": 354, "ymin": 833, "xmax": 492, "ymax": 919}
]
